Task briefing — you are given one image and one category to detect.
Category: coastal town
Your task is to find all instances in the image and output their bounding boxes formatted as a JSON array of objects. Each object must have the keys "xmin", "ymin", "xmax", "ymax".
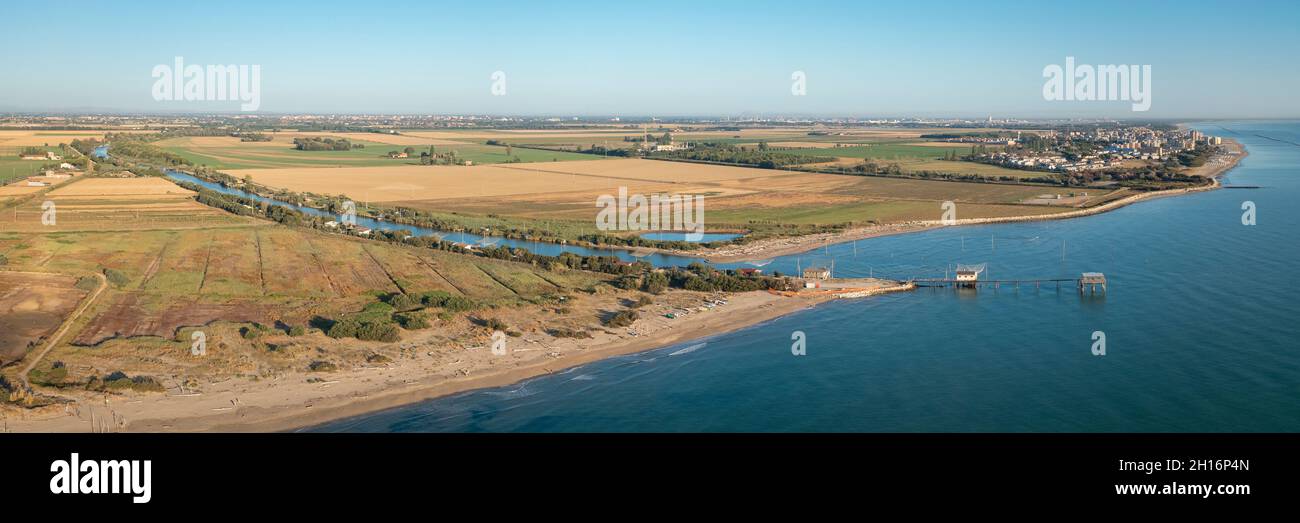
[{"xmin": 965, "ymin": 125, "xmax": 1226, "ymax": 174}]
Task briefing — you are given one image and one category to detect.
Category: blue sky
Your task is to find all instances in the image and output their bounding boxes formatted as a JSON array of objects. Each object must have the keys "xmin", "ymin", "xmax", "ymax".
[{"xmin": 2, "ymin": 0, "xmax": 1297, "ymax": 118}]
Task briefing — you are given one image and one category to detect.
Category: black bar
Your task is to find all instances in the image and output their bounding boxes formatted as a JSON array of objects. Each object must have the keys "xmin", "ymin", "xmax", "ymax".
[{"xmin": 8, "ymin": 433, "xmax": 1294, "ymax": 512}]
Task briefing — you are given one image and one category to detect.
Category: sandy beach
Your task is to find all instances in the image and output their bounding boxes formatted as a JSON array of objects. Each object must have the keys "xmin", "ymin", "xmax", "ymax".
[
  {"xmin": 3, "ymin": 288, "xmax": 845, "ymax": 433},
  {"xmin": 1, "ymin": 139, "xmax": 1244, "ymax": 434}
]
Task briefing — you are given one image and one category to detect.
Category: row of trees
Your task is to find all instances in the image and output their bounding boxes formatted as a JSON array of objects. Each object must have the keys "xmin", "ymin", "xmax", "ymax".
[
  {"xmin": 293, "ymin": 137, "xmax": 358, "ymax": 151},
  {"xmin": 418, "ymin": 145, "xmax": 466, "ymax": 165},
  {"xmin": 657, "ymin": 143, "xmax": 833, "ymax": 169}
]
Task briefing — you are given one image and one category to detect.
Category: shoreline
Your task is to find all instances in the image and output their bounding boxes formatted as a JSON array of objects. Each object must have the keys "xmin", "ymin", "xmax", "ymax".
[
  {"xmin": 4, "ymin": 289, "xmax": 839, "ymax": 433},
  {"xmin": 4, "ymin": 138, "xmax": 1246, "ymax": 433},
  {"xmin": 676, "ymin": 137, "xmax": 1245, "ymax": 264}
]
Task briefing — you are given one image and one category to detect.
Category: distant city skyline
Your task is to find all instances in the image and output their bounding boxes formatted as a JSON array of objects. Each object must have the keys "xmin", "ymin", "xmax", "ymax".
[{"xmin": 2, "ymin": 0, "xmax": 1298, "ymax": 118}]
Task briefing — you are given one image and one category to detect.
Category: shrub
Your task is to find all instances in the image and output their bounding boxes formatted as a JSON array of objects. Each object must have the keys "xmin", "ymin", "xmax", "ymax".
[
  {"xmin": 604, "ymin": 310, "xmax": 639, "ymax": 328},
  {"xmin": 631, "ymin": 295, "xmax": 653, "ymax": 308},
  {"xmin": 642, "ymin": 272, "xmax": 669, "ymax": 294},
  {"xmin": 422, "ymin": 291, "xmax": 477, "ymax": 312},
  {"xmin": 385, "ymin": 293, "xmax": 422, "ymax": 312},
  {"xmin": 30, "ymin": 364, "xmax": 68, "ymax": 386},
  {"xmin": 548, "ymin": 328, "xmax": 592, "ymax": 339},
  {"xmin": 356, "ymin": 321, "xmax": 401, "ymax": 342},
  {"xmin": 480, "ymin": 317, "xmax": 509, "ymax": 331},
  {"xmin": 683, "ymin": 276, "xmax": 716, "ymax": 292},
  {"xmin": 395, "ymin": 312, "xmax": 430, "ymax": 330},
  {"xmin": 102, "ymin": 268, "xmax": 130, "ymax": 287},
  {"xmin": 326, "ymin": 318, "xmax": 361, "ymax": 339},
  {"xmin": 612, "ymin": 275, "xmax": 641, "ymax": 290},
  {"xmin": 100, "ymin": 372, "xmax": 163, "ymax": 392},
  {"xmin": 74, "ymin": 276, "xmax": 98, "ymax": 291},
  {"xmin": 360, "ymin": 301, "xmax": 395, "ymax": 315},
  {"xmin": 287, "ymin": 325, "xmax": 306, "ymax": 337},
  {"xmin": 308, "ymin": 361, "xmax": 337, "ymax": 372}
]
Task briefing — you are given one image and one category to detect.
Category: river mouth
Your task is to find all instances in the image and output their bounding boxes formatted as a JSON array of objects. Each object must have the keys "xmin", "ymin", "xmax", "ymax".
[{"xmin": 309, "ymin": 121, "xmax": 1300, "ymax": 432}]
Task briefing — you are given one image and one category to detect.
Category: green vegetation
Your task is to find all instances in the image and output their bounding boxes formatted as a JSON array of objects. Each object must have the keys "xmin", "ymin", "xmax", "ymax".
[
  {"xmin": 642, "ymin": 272, "xmax": 669, "ymax": 294},
  {"xmin": 28, "ymin": 361, "xmax": 68, "ymax": 387},
  {"xmin": 293, "ymin": 136, "xmax": 360, "ymax": 151},
  {"xmin": 0, "ymin": 145, "xmax": 64, "ymax": 184},
  {"xmin": 320, "ymin": 291, "xmax": 470, "ymax": 342},
  {"xmin": 241, "ymin": 323, "xmax": 269, "ymax": 340},
  {"xmin": 603, "ymin": 310, "xmax": 639, "ymax": 328},
  {"xmin": 108, "ymin": 137, "xmax": 193, "ymax": 167},
  {"xmin": 656, "ymin": 143, "xmax": 834, "ymax": 168},
  {"xmin": 547, "ymin": 327, "xmax": 592, "ymax": 339},
  {"xmin": 102, "ymin": 268, "xmax": 131, "ymax": 287},
  {"xmin": 87, "ymin": 371, "xmax": 165, "ymax": 392},
  {"xmin": 153, "ymin": 135, "xmax": 601, "ymax": 170},
  {"xmin": 479, "ymin": 317, "xmax": 509, "ymax": 331},
  {"xmin": 779, "ymin": 143, "xmax": 972, "ymax": 161},
  {"xmin": 394, "ymin": 311, "xmax": 430, "ymax": 329},
  {"xmin": 308, "ymin": 361, "xmax": 337, "ymax": 372},
  {"xmin": 418, "ymin": 290, "xmax": 478, "ymax": 312}
]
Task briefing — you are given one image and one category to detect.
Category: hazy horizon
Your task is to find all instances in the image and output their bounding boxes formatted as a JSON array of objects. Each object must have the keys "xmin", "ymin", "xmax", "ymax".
[{"xmin": 2, "ymin": 0, "xmax": 1298, "ymax": 118}]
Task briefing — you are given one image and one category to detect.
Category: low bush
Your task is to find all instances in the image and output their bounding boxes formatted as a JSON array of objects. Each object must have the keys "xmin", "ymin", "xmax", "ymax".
[{"xmin": 604, "ymin": 310, "xmax": 639, "ymax": 328}]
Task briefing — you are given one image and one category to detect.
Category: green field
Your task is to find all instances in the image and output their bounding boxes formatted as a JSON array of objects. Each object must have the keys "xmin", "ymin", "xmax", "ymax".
[
  {"xmin": 0, "ymin": 146, "xmax": 63, "ymax": 184},
  {"xmin": 159, "ymin": 138, "xmax": 602, "ymax": 170},
  {"xmin": 770, "ymin": 143, "xmax": 976, "ymax": 161}
]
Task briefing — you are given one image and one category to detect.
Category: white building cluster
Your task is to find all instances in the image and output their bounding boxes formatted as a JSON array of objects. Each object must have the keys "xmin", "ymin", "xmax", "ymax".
[{"xmin": 976, "ymin": 127, "xmax": 1223, "ymax": 173}]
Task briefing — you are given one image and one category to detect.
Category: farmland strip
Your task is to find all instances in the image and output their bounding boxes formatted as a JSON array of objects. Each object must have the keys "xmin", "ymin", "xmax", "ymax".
[
  {"xmin": 197, "ymin": 230, "xmax": 214, "ymax": 293},
  {"xmin": 414, "ymin": 255, "xmax": 469, "ymax": 296},
  {"xmin": 303, "ymin": 236, "xmax": 340, "ymax": 297},
  {"xmin": 360, "ymin": 244, "xmax": 407, "ymax": 294},
  {"xmin": 473, "ymin": 263, "xmax": 521, "ymax": 297},
  {"xmin": 138, "ymin": 233, "xmax": 176, "ymax": 289},
  {"xmin": 254, "ymin": 229, "xmax": 267, "ymax": 296}
]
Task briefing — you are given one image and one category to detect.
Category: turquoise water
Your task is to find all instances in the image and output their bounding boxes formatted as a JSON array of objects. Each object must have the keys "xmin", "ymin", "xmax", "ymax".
[{"xmin": 309, "ymin": 121, "xmax": 1299, "ymax": 432}]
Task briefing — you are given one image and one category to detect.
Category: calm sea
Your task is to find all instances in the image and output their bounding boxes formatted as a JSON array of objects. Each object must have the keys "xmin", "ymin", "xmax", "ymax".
[{"xmin": 310, "ymin": 121, "xmax": 1299, "ymax": 432}]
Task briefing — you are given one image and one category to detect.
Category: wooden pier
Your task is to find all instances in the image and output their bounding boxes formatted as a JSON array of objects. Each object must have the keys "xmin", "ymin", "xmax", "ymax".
[{"xmin": 912, "ymin": 272, "xmax": 1107, "ymax": 294}]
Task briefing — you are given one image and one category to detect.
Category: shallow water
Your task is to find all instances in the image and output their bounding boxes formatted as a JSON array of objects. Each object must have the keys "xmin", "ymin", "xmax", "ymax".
[{"xmin": 310, "ymin": 121, "xmax": 1300, "ymax": 432}]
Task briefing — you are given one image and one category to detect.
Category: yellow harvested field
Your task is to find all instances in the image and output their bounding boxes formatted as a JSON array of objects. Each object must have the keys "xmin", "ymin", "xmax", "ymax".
[
  {"xmin": 0, "ymin": 185, "xmax": 43, "ymax": 196},
  {"xmin": 238, "ymin": 159, "xmax": 797, "ymax": 203},
  {"xmin": 158, "ymin": 136, "xmax": 286, "ymax": 148},
  {"xmin": 241, "ymin": 164, "xmax": 671, "ymax": 202},
  {"xmin": 2, "ymin": 177, "xmax": 251, "ymax": 233},
  {"xmin": 234, "ymin": 157, "xmax": 1103, "ymax": 225},
  {"xmin": 47, "ymin": 177, "xmax": 195, "ymax": 197},
  {"xmin": 494, "ymin": 158, "xmax": 780, "ymax": 182},
  {"xmin": 0, "ymin": 129, "xmax": 147, "ymax": 147}
]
